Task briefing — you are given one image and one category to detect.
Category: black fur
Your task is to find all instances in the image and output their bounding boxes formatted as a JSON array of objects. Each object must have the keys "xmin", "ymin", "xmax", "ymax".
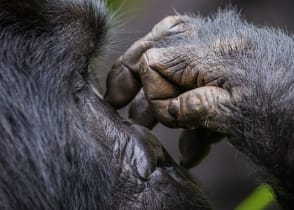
[
  {"xmin": 1, "ymin": 0, "xmax": 293, "ymax": 209},
  {"xmin": 196, "ymin": 11, "xmax": 294, "ymax": 208},
  {"xmin": 0, "ymin": 0, "xmax": 111, "ymax": 209},
  {"xmin": 0, "ymin": 1, "xmax": 211, "ymax": 210}
]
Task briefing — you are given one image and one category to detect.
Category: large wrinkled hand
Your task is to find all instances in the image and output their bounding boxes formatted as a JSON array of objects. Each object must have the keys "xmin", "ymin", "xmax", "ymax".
[
  {"xmin": 105, "ymin": 15, "xmax": 242, "ymax": 134},
  {"xmin": 104, "ymin": 15, "xmax": 241, "ymax": 168},
  {"xmin": 103, "ymin": 12, "xmax": 294, "ymax": 207}
]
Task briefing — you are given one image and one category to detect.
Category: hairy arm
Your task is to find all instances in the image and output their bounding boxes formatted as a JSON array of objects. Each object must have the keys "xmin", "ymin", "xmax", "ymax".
[{"xmin": 105, "ymin": 10, "xmax": 294, "ymax": 208}]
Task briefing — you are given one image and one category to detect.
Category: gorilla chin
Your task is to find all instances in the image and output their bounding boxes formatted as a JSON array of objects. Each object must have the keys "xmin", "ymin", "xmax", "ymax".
[{"xmin": 77, "ymin": 85, "xmax": 211, "ymax": 209}]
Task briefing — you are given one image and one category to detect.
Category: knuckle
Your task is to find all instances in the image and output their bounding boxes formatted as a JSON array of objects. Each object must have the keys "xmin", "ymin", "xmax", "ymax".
[{"xmin": 162, "ymin": 15, "xmax": 178, "ymax": 23}]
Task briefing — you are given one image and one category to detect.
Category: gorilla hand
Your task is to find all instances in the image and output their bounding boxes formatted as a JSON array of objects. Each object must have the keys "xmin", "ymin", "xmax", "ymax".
[
  {"xmin": 106, "ymin": 11, "xmax": 294, "ymax": 207},
  {"xmin": 104, "ymin": 13, "xmax": 246, "ymax": 134},
  {"xmin": 104, "ymin": 13, "xmax": 239, "ymax": 168}
]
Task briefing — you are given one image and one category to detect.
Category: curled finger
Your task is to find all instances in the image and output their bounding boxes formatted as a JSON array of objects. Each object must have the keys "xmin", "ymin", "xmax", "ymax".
[{"xmin": 128, "ymin": 89, "xmax": 158, "ymax": 129}]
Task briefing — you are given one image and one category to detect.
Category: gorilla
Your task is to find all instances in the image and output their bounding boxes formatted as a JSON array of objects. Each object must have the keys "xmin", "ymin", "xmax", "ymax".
[
  {"xmin": 0, "ymin": 0, "xmax": 293, "ymax": 210},
  {"xmin": 0, "ymin": 0, "xmax": 210, "ymax": 209}
]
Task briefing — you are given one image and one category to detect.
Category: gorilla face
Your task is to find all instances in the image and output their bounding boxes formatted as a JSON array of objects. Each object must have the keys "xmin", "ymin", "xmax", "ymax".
[{"xmin": 0, "ymin": 0, "xmax": 211, "ymax": 209}]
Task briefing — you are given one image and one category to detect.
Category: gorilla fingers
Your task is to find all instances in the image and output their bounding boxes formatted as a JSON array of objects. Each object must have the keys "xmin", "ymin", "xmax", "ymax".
[{"xmin": 105, "ymin": 10, "xmax": 294, "ymax": 208}]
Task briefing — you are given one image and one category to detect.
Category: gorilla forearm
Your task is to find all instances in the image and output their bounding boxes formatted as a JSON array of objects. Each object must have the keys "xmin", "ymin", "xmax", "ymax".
[
  {"xmin": 194, "ymin": 11, "xmax": 294, "ymax": 196},
  {"xmin": 105, "ymin": 10, "xmax": 294, "ymax": 207},
  {"xmin": 229, "ymin": 85, "xmax": 294, "ymax": 207},
  {"xmin": 227, "ymin": 53, "xmax": 294, "ymax": 205},
  {"xmin": 190, "ymin": 10, "xmax": 294, "ymax": 194}
]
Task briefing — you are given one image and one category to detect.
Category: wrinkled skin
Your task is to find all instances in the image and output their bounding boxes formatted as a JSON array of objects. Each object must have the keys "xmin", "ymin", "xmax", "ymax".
[
  {"xmin": 1, "ymin": 0, "xmax": 293, "ymax": 208},
  {"xmin": 104, "ymin": 14, "xmax": 238, "ymax": 167},
  {"xmin": 0, "ymin": 0, "xmax": 213, "ymax": 209},
  {"xmin": 105, "ymin": 11, "xmax": 294, "ymax": 209},
  {"xmin": 105, "ymin": 15, "xmax": 235, "ymax": 132}
]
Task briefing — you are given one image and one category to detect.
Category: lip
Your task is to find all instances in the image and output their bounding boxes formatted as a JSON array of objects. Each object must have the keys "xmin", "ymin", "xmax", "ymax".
[
  {"xmin": 124, "ymin": 123, "xmax": 190, "ymax": 181},
  {"xmin": 99, "ymin": 103, "xmax": 211, "ymax": 209},
  {"xmin": 109, "ymin": 119, "xmax": 212, "ymax": 209},
  {"xmin": 77, "ymin": 86, "xmax": 211, "ymax": 209}
]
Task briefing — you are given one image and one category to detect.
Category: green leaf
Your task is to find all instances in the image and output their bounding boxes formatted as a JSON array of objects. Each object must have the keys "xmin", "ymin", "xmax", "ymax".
[{"xmin": 235, "ymin": 184, "xmax": 276, "ymax": 210}]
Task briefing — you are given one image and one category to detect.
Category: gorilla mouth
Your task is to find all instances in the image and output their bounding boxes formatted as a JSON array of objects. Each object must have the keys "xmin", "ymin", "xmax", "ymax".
[
  {"xmin": 108, "ymin": 118, "xmax": 211, "ymax": 209},
  {"xmin": 117, "ymin": 123, "xmax": 184, "ymax": 181},
  {"xmin": 85, "ymin": 92, "xmax": 211, "ymax": 209}
]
